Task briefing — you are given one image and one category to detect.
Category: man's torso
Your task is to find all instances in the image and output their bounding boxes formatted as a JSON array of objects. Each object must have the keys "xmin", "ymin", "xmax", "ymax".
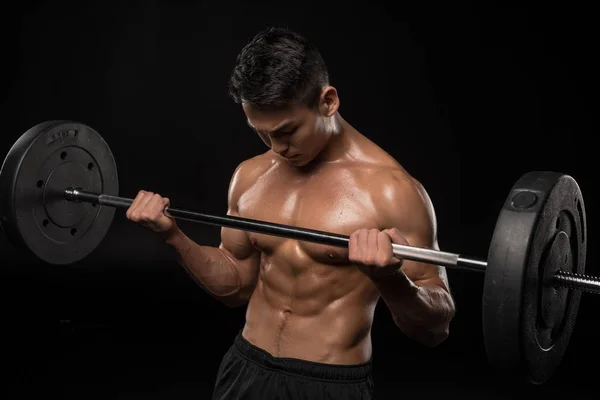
[{"xmin": 238, "ymin": 131, "xmax": 409, "ymax": 364}]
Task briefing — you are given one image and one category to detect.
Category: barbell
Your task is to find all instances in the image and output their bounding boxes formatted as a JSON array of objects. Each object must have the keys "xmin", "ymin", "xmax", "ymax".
[{"xmin": 0, "ymin": 121, "xmax": 597, "ymax": 385}]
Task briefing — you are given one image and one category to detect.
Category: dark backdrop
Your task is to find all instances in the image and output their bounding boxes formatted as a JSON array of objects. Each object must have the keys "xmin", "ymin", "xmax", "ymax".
[{"xmin": 0, "ymin": 1, "xmax": 597, "ymax": 399}]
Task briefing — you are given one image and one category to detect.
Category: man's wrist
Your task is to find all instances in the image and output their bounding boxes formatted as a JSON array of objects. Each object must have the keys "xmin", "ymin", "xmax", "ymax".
[
  {"xmin": 369, "ymin": 262, "xmax": 404, "ymax": 279},
  {"xmin": 161, "ymin": 226, "xmax": 184, "ymax": 246},
  {"xmin": 370, "ymin": 266, "xmax": 420, "ymax": 295},
  {"xmin": 371, "ymin": 268, "xmax": 402, "ymax": 280}
]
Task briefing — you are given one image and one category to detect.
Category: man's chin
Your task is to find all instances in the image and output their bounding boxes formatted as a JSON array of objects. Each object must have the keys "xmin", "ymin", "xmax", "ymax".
[
  {"xmin": 288, "ymin": 156, "xmax": 318, "ymax": 169},
  {"xmin": 286, "ymin": 155, "xmax": 306, "ymax": 166}
]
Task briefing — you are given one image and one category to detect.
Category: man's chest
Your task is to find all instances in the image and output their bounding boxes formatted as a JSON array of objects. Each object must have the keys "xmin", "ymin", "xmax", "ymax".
[{"xmin": 237, "ymin": 167, "xmax": 382, "ymax": 263}]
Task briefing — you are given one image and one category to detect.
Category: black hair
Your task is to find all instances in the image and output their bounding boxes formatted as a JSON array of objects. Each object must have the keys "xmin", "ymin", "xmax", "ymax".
[{"xmin": 228, "ymin": 26, "xmax": 329, "ymax": 110}]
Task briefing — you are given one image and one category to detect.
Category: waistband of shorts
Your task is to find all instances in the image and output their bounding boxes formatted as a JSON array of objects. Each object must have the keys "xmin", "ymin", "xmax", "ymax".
[{"xmin": 232, "ymin": 332, "xmax": 373, "ymax": 382}]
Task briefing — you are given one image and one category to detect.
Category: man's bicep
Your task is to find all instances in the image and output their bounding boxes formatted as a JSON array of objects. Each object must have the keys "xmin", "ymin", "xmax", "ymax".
[
  {"xmin": 219, "ymin": 158, "xmax": 261, "ymax": 276},
  {"xmin": 219, "ymin": 160, "xmax": 263, "ymax": 291},
  {"xmin": 399, "ymin": 237, "xmax": 450, "ymax": 290},
  {"xmin": 219, "ymin": 218, "xmax": 261, "ymax": 290},
  {"xmin": 383, "ymin": 175, "xmax": 449, "ymax": 289}
]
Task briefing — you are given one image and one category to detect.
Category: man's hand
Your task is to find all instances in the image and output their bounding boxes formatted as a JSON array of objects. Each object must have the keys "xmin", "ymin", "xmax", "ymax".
[
  {"xmin": 349, "ymin": 228, "xmax": 409, "ymax": 278},
  {"xmin": 126, "ymin": 190, "xmax": 178, "ymax": 239}
]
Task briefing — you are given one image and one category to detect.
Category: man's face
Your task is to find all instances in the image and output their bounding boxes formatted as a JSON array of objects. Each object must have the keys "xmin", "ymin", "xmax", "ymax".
[{"xmin": 243, "ymin": 102, "xmax": 334, "ymax": 167}]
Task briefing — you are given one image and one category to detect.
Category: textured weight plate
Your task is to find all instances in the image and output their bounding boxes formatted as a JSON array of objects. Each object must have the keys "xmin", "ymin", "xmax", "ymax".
[
  {"xmin": 482, "ymin": 171, "xmax": 586, "ymax": 384},
  {"xmin": 0, "ymin": 121, "xmax": 118, "ymax": 264}
]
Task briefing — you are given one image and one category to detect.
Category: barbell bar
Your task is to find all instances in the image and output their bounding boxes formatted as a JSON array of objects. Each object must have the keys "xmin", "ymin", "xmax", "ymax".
[
  {"xmin": 64, "ymin": 188, "xmax": 488, "ymax": 272},
  {"xmin": 63, "ymin": 188, "xmax": 599, "ymax": 293}
]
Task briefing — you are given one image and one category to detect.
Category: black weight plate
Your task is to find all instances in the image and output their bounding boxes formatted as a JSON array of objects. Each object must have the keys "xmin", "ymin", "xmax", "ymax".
[
  {"xmin": 482, "ymin": 171, "xmax": 586, "ymax": 384},
  {"xmin": 0, "ymin": 121, "xmax": 118, "ymax": 264}
]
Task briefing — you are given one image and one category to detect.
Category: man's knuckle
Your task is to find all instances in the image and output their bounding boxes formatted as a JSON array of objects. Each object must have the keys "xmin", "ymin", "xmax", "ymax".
[{"xmin": 382, "ymin": 256, "xmax": 393, "ymax": 266}]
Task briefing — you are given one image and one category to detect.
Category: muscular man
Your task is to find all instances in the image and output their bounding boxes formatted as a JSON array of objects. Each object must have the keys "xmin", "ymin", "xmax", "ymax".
[{"xmin": 126, "ymin": 26, "xmax": 456, "ymax": 399}]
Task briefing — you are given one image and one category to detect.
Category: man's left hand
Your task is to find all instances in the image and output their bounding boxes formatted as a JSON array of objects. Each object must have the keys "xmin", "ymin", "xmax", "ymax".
[{"xmin": 349, "ymin": 228, "xmax": 409, "ymax": 278}]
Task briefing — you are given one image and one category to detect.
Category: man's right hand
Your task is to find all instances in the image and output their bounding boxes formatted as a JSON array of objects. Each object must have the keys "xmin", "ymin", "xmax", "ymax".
[{"xmin": 126, "ymin": 190, "xmax": 177, "ymax": 237}]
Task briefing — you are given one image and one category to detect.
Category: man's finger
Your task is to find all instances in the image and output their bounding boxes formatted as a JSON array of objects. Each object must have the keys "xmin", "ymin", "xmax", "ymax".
[
  {"xmin": 367, "ymin": 229, "xmax": 379, "ymax": 260},
  {"xmin": 377, "ymin": 231, "xmax": 401, "ymax": 265},
  {"xmin": 349, "ymin": 231, "xmax": 359, "ymax": 261},
  {"xmin": 383, "ymin": 227, "xmax": 409, "ymax": 245},
  {"xmin": 356, "ymin": 229, "xmax": 368, "ymax": 259},
  {"xmin": 126, "ymin": 190, "xmax": 146, "ymax": 219}
]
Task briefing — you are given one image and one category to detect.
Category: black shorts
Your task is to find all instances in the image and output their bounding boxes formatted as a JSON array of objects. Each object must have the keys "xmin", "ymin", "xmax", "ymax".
[{"xmin": 212, "ymin": 332, "xmax": 375, "ymax": 399}]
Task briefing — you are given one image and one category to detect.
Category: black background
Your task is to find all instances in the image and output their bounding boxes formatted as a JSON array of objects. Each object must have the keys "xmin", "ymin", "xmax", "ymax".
[{"xmin": 0, "ymin": 1, "xmax": 597, "ymax": 399}]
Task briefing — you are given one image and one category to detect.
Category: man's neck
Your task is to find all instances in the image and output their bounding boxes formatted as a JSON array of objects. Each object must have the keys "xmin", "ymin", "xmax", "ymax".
[
  {"xmin": 292, "ymin": 114, "xmax": 353, "ymax": 174},
  {"xmin": 313, "ymin": 114, "xmax": 352, "ymax": 164}
]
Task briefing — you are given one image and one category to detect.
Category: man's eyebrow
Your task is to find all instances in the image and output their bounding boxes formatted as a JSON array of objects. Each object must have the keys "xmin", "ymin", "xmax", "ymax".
[{"xmin": 246, "ymin": 119, "xmax": 295, "ymax": 135}]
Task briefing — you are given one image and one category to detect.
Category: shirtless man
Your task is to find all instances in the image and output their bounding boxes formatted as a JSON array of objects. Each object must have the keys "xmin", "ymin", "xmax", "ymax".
[{"xmin": 126, "ymin": 27, "xmax": 456, "ymax": 399}]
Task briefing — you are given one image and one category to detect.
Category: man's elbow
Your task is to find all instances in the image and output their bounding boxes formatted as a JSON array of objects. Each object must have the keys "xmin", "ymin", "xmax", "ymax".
[
  {"xmin": 221, "ymin": 297, "xmax": 246, "ymax": 308},
  {"xmin": 423, "ymin": 292, "xmax": 456, "ymax": 346},
  {"xmin": 218, "ymin": 287, "xmax": 253, "ymax": 308},
  {"xmin": 213, "ymin": 292, "xmax": 245, "ymax": 308},
  {"xmin": 421, "ymin": 327, "xmax": 451, "ymax": 347},
  {"xmin": 398, "ymin": 322, "xmax": 451, "ymax": 347},
  {"xmin": 425, "ymin": 301, "xmax": 456, "ymax": 346},
  {"xmin": 394, "ymin": 305, "xmax": 455, "ymax": 347}
]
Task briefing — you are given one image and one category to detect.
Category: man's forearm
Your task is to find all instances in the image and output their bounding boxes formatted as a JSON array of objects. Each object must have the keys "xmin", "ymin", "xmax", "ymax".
[
  {"xmin": 163, "ymin": 228, "xmax": 242, "ymax": 302},
  {"xmin": 372, "ymin": 270, "xmax": 455, "ymax": 346}
]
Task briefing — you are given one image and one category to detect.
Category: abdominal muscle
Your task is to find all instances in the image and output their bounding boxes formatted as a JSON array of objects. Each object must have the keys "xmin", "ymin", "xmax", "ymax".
[{"xmin": 241, "ymin": 241, "xmax": 380, "ymax": 365}]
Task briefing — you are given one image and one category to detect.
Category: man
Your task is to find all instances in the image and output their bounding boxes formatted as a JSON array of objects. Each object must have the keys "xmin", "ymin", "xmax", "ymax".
[{"xmin": 126, "ymin": 26, "xmax": 456, "ymax": 399}]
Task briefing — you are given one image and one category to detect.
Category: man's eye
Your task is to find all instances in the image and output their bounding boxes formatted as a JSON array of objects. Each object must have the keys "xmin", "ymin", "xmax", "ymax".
[{"xmin": 282, "ymin": 127, "xmax": 297, "ymax": 135}]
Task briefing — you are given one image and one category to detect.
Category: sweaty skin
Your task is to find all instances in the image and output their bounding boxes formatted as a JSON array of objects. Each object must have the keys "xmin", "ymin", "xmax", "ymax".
[
  {"xmin": 222, "ymin": 121, "xmax": 450, "ymax": 364},
  {"xmin": 128, "ymin": 90, "xmax": 455, "ymax": 365}
]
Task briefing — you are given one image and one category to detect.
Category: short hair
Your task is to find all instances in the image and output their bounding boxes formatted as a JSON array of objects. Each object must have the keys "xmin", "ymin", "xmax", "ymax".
[{"xmin": 228, "ymin": 26, "xmax": 330, "ymax": 110}]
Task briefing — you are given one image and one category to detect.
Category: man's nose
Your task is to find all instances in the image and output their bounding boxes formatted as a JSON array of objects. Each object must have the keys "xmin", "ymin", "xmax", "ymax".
[{"xmin": 271, "ymin": 139, "xmax": 289, "ymax": 157}]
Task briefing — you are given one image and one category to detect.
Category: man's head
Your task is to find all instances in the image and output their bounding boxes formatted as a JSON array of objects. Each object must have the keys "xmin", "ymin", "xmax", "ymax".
[{"xmin": 229, "ymin": 26, "xmax": 341, "ymax": 166}]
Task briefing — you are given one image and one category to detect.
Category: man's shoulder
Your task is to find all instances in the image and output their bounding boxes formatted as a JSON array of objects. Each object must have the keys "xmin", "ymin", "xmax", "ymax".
[
  {"xmin": 344, "ymin": 158, "xmax": 433, "ymax": 228},
  {"xmin": 346, "ymin": 155, "xmax": 416, "ymax": 195},
  {"xmin": 234, "ymin": 151, "xmax": 275, "ymax": 177},
  {"xmin": 227, "ymin": 151, "xmax": 275, "ymax": 202},
  {"xmin": 344, "ymin": 135, "xmax": 415, "ymax": 189}
]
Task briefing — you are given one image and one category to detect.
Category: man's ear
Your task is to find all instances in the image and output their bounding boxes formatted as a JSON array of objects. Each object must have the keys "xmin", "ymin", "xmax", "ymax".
[{"xmin": 319, "ymin": 86, "xmax": 339, "ymax": 117}]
